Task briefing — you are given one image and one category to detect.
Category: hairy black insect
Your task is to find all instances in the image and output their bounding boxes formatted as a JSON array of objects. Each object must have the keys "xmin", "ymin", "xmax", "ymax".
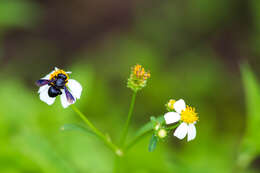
[{"xmin": 47, "ymin": 73, "xmax": 68, "ymax": 97}]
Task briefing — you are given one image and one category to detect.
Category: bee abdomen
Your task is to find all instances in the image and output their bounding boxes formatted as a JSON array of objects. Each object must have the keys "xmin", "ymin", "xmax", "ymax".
[{"xmin": 48, "ymin": 86, "xmax": 62, "ymax": 97}]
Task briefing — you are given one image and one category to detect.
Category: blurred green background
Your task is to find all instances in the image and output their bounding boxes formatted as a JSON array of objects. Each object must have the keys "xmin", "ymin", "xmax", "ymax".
[{"xmin": 1, "ymin": 0, "xmax": 260, "ymax": 172}]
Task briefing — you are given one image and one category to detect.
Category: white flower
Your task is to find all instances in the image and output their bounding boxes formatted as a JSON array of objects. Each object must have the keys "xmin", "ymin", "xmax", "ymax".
[
  {"xmin": 164, "ymin": 99, "xmax": 198, "ymax": 141},
  {"xmin": 36, "ymin": 67, "xmax": 82, "ymax": 108}
]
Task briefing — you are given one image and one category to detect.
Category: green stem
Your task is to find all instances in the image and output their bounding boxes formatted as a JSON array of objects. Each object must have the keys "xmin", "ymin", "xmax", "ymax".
[
  {"xmin": 113, "ymin": 156, "xmax": 120, "ymax": 173},
  {"xmin": 126, "ymin": 122, "xmax": 181, "ymax": 152},
  {"xmin": 120, "ymin": 91, "xmax": 137, "ymax": 146},
  {"xmin": 71, "ymin": 105, "xmax": 120, "ymax": 154},
  {"xmin": 126, "ymin": 130, "xmax": 152, "ymax": 152}
]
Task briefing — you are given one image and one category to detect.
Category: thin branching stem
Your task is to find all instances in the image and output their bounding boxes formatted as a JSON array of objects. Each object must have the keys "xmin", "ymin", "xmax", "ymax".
[
  {"xmin": 113, "ymin": 91, "xmax": 137, "ymax": 173},
  {"xmin": 71, "ymin": 105, "xmax": 120, "ymax": 154},
  {"xmin": 120, "ymin": 91, "xmax": 137, "ymax": 146}
]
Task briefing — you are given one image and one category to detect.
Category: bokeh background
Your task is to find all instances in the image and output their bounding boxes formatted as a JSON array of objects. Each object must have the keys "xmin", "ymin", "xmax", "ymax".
[{"xmin": 1, "ymin": 0, "xmax": 260, "ymax": 172}]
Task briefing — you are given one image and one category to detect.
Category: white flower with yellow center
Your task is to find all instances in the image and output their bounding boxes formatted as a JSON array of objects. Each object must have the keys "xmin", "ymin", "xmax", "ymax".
[
  {"xmin": 164, "ymin": 99, "xmax": 198, "ymax": 141},
  {"xmin": 36, "ymin": 67, "xmax": 82, "ymax": 108}
]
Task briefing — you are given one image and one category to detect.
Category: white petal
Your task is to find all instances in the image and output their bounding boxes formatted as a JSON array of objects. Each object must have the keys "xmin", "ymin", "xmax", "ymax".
[
  {"xmin": 187, "ymin": 123, "xmax": 196, "ymax": 141},
  {"xmin": 60, "ymin": 89, "xmax": 71, "ymax": 108},
  {"xmin": 164, "ymin": 112, "xmax": 181, "ymax": 124},
  {"xmin": 67, "ymin": 79, "xmax": 82, "ymax": 99},
  {"xmin": 39, "ymin": 85, "xmax": 56, "ymax": 105},
  {"xmin": 174, "ymin": 99, "xmax": 186, "ymax": 114},
  {"xmin": 174, "ymin": 122, "xmax": 188, "ymax": 140},
  {"xmin": 38, "ymin": 85, "xmax": 47, "ymax": 93}
]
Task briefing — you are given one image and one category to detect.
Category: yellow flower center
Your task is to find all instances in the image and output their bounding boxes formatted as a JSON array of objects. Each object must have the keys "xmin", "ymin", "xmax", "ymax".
[
  {"xmin": 167, "ymin": 99, "xmax": 176, "ymax": 110},
  {"xmin": 133, "ymin": 64, "xmax": 150, "ymax": 80},
  {"xmin": 180, "ymin": 106, "xmax": 198, "ymax": 124},
  {"xmin": 49, "ymin": 69, "xmax": 69, "ymax": 81}
]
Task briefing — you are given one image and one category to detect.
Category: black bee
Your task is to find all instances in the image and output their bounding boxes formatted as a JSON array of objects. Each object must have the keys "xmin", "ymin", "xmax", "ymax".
[
  {"xmin": 36, "ymin": 73, "xmax": 68, "ymax": 98},
  {"xmin": 47, "ymin": 86, "xmax": 61, "ymax": 97},
  {"xmin": 36, "ymin": 71, "xmax": 75, "ymax": 104},
  {"xmin": 48, "ymin": 73, "xmax": 68, "ymax": 97}
]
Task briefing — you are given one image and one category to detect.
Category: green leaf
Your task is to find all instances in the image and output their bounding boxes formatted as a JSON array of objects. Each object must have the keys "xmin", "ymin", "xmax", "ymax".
[
  {"xmin": 148, "ymin": 134, "xmax": 158, "ymax": 152},
  {"xmin": 238, "ymin": 64, "xmax": 260, "ymax": 168},
  {"xmin": 60, "ymin": 124, "xmax": 95, "ymax": 136},
  {"xmin": 241, "ymin": 64, "xmax": 260, "ymax": 143}
]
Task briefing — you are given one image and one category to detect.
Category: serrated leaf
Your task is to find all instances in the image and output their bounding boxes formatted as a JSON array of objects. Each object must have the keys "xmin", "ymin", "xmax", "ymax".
[
  {"xmin": 148, "ymin": 134, "xmax": 158, "ymax": 152},
  {"xmin": 60, "ymin": 124, "xmax": 95, "ymax": 136}
]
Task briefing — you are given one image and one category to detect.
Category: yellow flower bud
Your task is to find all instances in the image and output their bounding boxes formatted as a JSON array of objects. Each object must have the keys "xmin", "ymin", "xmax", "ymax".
[
  {"xmin": 166, "ymin": 99, "xmax": 176, "ymax": 111},
  {"xmin": 127, "ymin": 64, "xmax": 150, "ymax": 92}
]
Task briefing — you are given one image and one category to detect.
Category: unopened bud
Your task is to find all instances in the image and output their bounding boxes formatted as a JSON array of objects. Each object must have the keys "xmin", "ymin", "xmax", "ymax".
[
  {"xmin": 157, "ymin": 129, "xmax": 167, "ymax": 139},
  {"xmin": 166, "ymin": 99, "xmax": 176, "ymax": 111}
]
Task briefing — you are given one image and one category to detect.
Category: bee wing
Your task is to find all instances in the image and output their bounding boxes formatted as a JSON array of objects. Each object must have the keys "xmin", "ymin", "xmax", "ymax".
[
  {"xmin": 36, "ymin": 79, "xmax": 49, "ymax": 87},
  {"xmin": 64, "ymin": 87, "xmax": 75, "ymax": 104}
]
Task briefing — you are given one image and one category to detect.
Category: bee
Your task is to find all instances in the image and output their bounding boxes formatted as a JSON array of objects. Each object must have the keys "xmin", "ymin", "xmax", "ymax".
[
  {"xmin": 36, "ymin": 68, "xmax": 82, "ymax": 107},
  {"xmin": 47, "ymin": 73, "xmax": 67, "ymax": 97},
  {"xmin": 36, "ymin": 73, "xmax": 71, "ymax": 98}
]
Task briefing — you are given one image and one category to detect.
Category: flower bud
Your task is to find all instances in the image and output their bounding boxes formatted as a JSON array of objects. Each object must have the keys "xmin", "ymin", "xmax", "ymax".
[
  {"xmin": 157, "ymin": 129, "xmax": 167, "ymax": 139},
  {"xmin": 127, "ymin": 64, "xmax": 151, "ymax": 92},
  {"xmin": 166, "ymin": 99, "xmax": 176, "ymax": 111}
]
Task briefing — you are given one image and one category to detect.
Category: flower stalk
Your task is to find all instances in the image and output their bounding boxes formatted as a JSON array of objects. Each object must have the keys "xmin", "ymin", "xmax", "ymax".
[
  {"xmin": 120, "ymin": 91, "xmax": 137, "ymax": 146},
  {"xmin": 113, "ymin": 64, "xmax": 151, "ymax": 172},
  {"xmin": 71, "ymin": 105, "xmax": 121, "ymax": 155},
  {"xmin": 120, "ymin": 64, "xmax": 150, "ymax": 146}
]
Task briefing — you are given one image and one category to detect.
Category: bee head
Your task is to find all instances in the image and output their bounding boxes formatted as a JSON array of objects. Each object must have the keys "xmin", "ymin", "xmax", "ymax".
[{"xmin": 58, "ymin": 73, "xmax": 67, "ymax": 80}]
